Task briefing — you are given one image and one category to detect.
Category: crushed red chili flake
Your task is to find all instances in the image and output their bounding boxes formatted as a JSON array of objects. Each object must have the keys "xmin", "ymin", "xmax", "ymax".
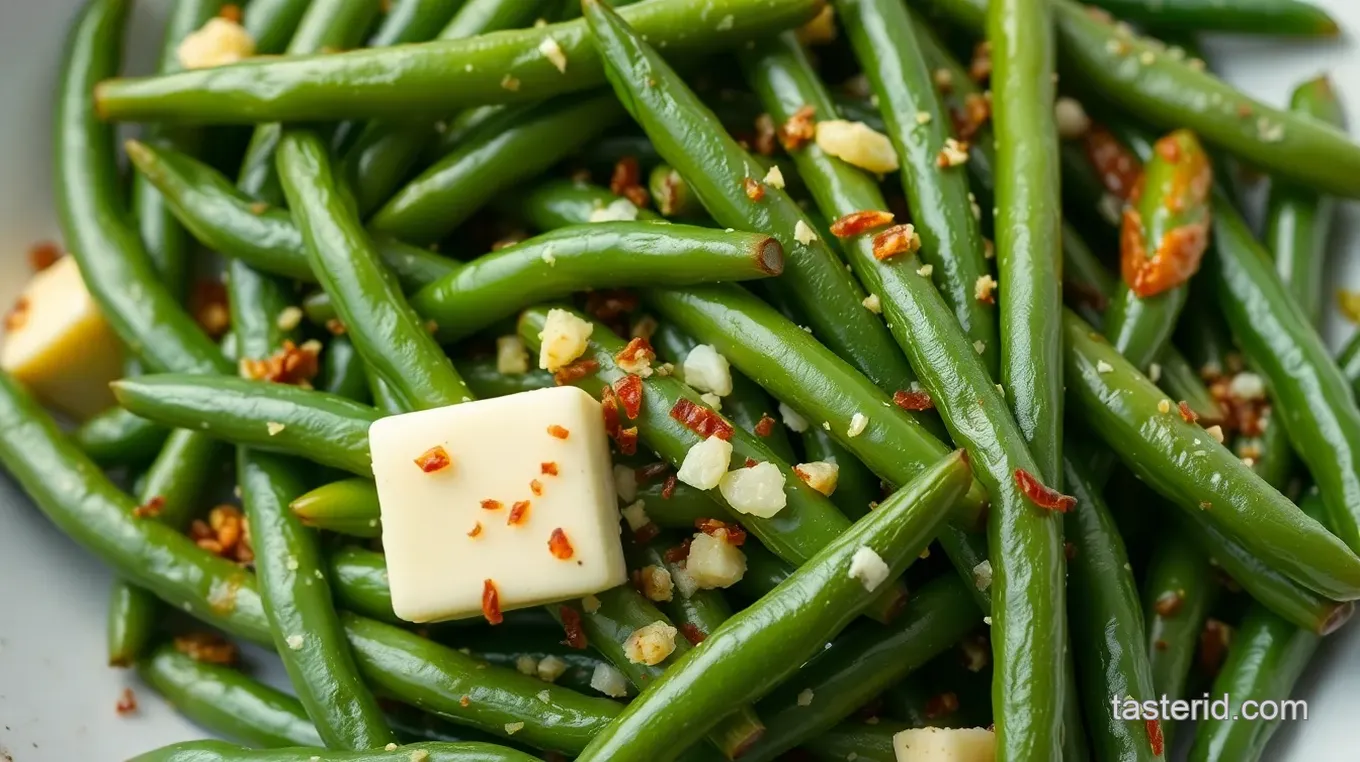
[
  {"xmin": 1123, "ymin": 220, "xmax": 1210, "ymax": 298},
  {"xmin": 468, "ymin": 522, "xmax": 483, "ymax": 538},
  {"xmin": 584, "ymin": 289, "xmax": 639, "ymax": 321},
  {"xmin": 743, "ymin": 177, "xmax": 766, "ymax": 201},
  {"xmin": 613, "ymin": 374, "xmax": 644, "ymax": 419},
  {"xmin": 924, "ymin": 692, "xmax": 959, "ymax": 720},
  {"xmin": 680, "ymin": 623, "xmax": 707, "ymax": 645},
  {"xmin": 1236, "ymin": 103, "xmax": 1253, "ymax": 118},
  {"xmin": 132, "ymin": 495, "xmax": 165, "ymax": 519},
  {"xmin": 3, "ymin": 296, "xmax": 29, "ymax": 332},
  {"xmin": 669, "ymin": 398, "xmax": 734, "ymax": 440},
  {"xmin": 696, "ymin": 518, "xmax": 747, "ymax": 546},
  {"xmin": 547, "ymin": 425, "xmax": 570, "ymax": 439},
  {"xmin": 482, "ymin": 579, "xmax": 504, "ymax": 625},
  {"xmin": 553, "ymin": 358, "xmax": 599, "ymax": 385},
  {"xmin": 325, "ymin": 318, "xmax": 347, "ymax": 336},
  {"xmin": 754, "ymin": 114, "xmax": 778, "ymax": 156},
  {"xmin": 952, "ymin": 92, "xmax": 992, "ymax": 141},
  {"xmin": 893, "ymin": 389, "xmax": 935, "ymax": 411},
  {"xmin": 661, "ymin": 474, "xmax": 678, "ymax": 499},
  {"xmin": 830, "ymin": 210, "xmax": 895, "ymax": 238},
  {"xmin": 616, "ymin": 427, "xmax": 639, "ymax": 456},
  {"xmin": 481, "ymin": 499, "xmax": 504, "ymax": 511},
  {"xmin": 459, "ymin": 695, "xmax": 471, "ymax": 708},
  {"xmin": 508, "ymin": 501, "xmax": 531, "ymax": 525},
  {"xmin": 754, "ymin": 414, "xmax": 777, "ymax": 437},
  {"xmin": 1014, "ymin": 468, "xmax": 1077, "ymax": 512},
  {"xmin": 1178, "ymin": 400, "xmax": 1199, "ymax": 424},
  {"xmin": 191, "ymin": 280, "xmax": 230, "ymax": 339},
  {"xmin": 414, "ymin": 446, "xmax": 452, "ymax": 473},
  {"xmin": 1146, "ymin": 718, "xmax": 1165, "ymax": 757},
  {"xmin": 633, "ymin": 522, "xmax": 661, "ymax": 543},
  {"xmin": 601, "ymin": 385, "xmax": 622, "ymax": 437},
  {"xmin": 560, "ymin": 605, "xmax": 588, "ymax": 649},
  {"xmin": 541, "ymin": 461, "xmax": 559, "ymax": 476},
  {"xmin": 610, "ymin": 156, "xmax": 650, "ymax": 208},
  {"xmin": 664, "ymin": 538, "xmax": 692, "ymax": 563},
  {"xmin": 615, "ymin": 337, "xmax": 656, "ymax": 375},
  {"xmin": 28, "ymin": 241, "xmax": 61, "ymax": 271},
  {"xmin": 174, "ymin": 631, "xmax": 238, "ymax": 665},
  {"xmin": 871, "ymin": 224, "xmax": 921, "ymax": 261},
  {"xmin": 1199, "ymin": 619, "xmax": 1232, "ymax": 674},
  {"xmin": 1154, "ymin": 590, "xmax": 1185, "ymax": 617},
  {"xmin": 116, "ymin": 688, "xmax": 138, "ymax": 715},
  {"xmin": 240, "ymin": 339, "xmax": 322, "ymax": 387},
  {"xmin": 743, "ymin": 457, "xmax": 758, "ymax": 468},
  {"xmin": 1085, "ymin": 126, "xmax": 1142, "ymax": 200},
  {"xmin": 779, "ymin": 105, "xmax": 817, "ymax": 151},
  {"xmin": 530, "ymin": 479, "xmax": 544, "ymax": 496},
  {"xmin": 219, "ymin": 3, "xmax": 243, "ymax": 22},
  {"xmin": 190, "ymin": 506, "xmax": 253, "ymax": 563},
  {"xmin": 1155, "ymin": 639, "xmax": 1169, "ymax": 651}
]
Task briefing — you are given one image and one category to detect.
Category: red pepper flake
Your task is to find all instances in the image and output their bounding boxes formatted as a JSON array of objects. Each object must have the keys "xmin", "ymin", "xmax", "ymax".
[
  {"xmin": 548, "ymin": 528, "xmax": 573, "ymax": 558},
  {"xmin": 1199, "ymin": 619, "xmax": 1231, "ymax": 674},
  {"xmin": 924, "ymin": 692, "xmax": 959, "ymax": 720},
  {"xmin": 553, "ymin": 358, "xmax": 599, "ymax": 385},
  {"xmin": 482, "ymin": 579, "xmax": 503, "ymax": 625},
  {"xmin": 610, "ymin": 156, "xmax": 650, "ymax": 208},
  {"xmin": 115, "ymin": 688, "xmax": 138, "ymax": 715},
  {"xmin": 1177, "ymin": 400, "xmax": 1199, "ymax": 424},
  {"xmin": 1014, "ymin": 468, "xmax": 1076, "ymax": 512},
  {"xmin": 414, "ymin": 446, "xmax": 452, "ymax": 473},
  {"xmin": 28, "ymin": 241, "xmax": 61, "ymax": 271},
  {"xmin": 1122, "ymin": 220, "xmax": 1210, "ymax": 298},
  {"xmin": 547, "ymin": 425, "xmax": 570, "ymax": 439},
  {"xmin": 871, "ymin": 224, "xmax": 922, "ymax": 261},
  {"xmin": 696, "ymin": 518, "xmax": 747, "ymax": 546},
  {"xmin": 893, "ymin": 389, "xmax": 935, "ymax": 411},
  {"xmin": 664, "ymin": 538, "xmax": 692, "ymax": 563},
  {"xmin": 508, "ymin": 501, "xmax": 531, "ymax": 525},
  {"xmin": 680, "ymin": 623, "xmax": 707, "ymax": 645},
  {"xmin": 467, "ymin": 522, "xmax": 483, "ymax": 538},
  {"xmin": 191, "ymin": 280, "xmax": 231, "ymax": 339},
  {"xmin": 616, "ymin": 427, "xmax": 639, "ymax": 456},
  {"xmin": 633, "ymin": 522, "xmax": 661, "ymax": 543},
  {"xmin": 669, "ymin": 398, "xmax": 734, "ymax": 440},
  {"xmin": 1146, "ymin": 719, "xmax": 1165, "ymax": 758},
  {"xmin": 743, "ymin": 457, "xmax": 758, "ymax": 468},
  {"xmin": 481, "ymin": 499, "xmax": 503, "ymax": 511},
  {"xmin": 952, "ymin": 92, "xmax": 991, "ymax": 141},
  {"xmin": 830, "ymin": 210, "xmax": 896, "ymax": 238},
  {"xmin": 4, "ymin": 296, "xmax": 30, "ymax": 332},
  {"xmin": 754, "ymin": 113, "xmax": 778, "ymax": 156},
  {"xmin": 613, "ymin": 374, "xmax": 644, "ymax": 419},
  {"xmin": 560, "ymin": 605, "xmax": 588, "ymax": 648},
  {"xmin": 530, "ymin": 479, "xmax": 544, "ymax": 496},
  {"xmin": 219, "ymin": 3, "xmax": 243, "ymax": 22},
  {"xmin": 239, "ymin": 339, "xmax": 322, "ymax": 387},
  {"xmin": 661, "ymin": 475, "xmax": 678, "ymax": 499},
  {"xmin": 325, "ymin": 318, "xmax": 347, "ymax": 336},
  {"xmin": 584, "ymin": 289, "xmax": 639, "ymax": 321},
  {"xmin": 459, "ymin": 695, "xmax": 471, "ymax": 708},
  {"xmin": 174, "ymin": 632, "xmax": 238, "ymax": 664},
  {"xmin": 132, "ymin": 495, "xmax": 165, "ymax": 519},
  {"xmin": 615, "ymin": 337, "xmax": 656, "ymax": 374},
  {"xmin": 1085, "ymin": 126, "xmax": 1143, "ymax": 201},
  {"xmin": 779, "ymin": 105, "xmax": 817, "ymax": 151},
  {"xmin": 754, "ymin": 414, "xmax": 777, "ymax": 437},
  {"xmin": 743, "ymin": 177, "xmax": 766, "ymax": 201},
  {"xmin": 1154, "ymin": 590, "xmax": 1184, "ymax": 617},
  {"xmin": 541, "ymin": 461, "xmax": 559, "ymax": 476}
]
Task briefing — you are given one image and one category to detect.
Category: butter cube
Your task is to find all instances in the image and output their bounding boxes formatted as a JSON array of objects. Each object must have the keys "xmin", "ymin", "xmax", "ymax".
[
  {"xmin": 370, "ymin": 386, "xmax": 627, "ymax": 623},
  {"xmin": 1, "ymin": 256, "xmax": 122, "ymax": 419},
  {"xmin": 893, "ymin": 727, "xmax": 996, "ymax": 762}
]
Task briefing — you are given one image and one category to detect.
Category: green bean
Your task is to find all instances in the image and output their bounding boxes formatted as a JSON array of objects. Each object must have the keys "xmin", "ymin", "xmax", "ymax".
[
  {"xmin": 1104, "ymin": 130, "xmax": 1212, "ymax": 372},
  {"xmin": 340, "ymin": 0, "xmax": 551, "ymax": 215},
  {"xmin": 320, "ymin": 337, "xmax": 373, "ymax": 403},
  {"xmin": 56, "ymin": 0, "xmax": 227, "ymax": 376},
  {"xmin": 370, "ymin": 95, "xmax": 625, "ymax": 245},
  {"xmin": 410, "ymin": 224, "xmax": 783, "ymax": 342},
  {"xmin": 243, "ymin": 0, "xmax": 315, "ymax": 56},
  {"xmin": 74, "ymin": 406, "xmax": 169, "ymax": 467},
  {"xmin": 585, "ymin": 0, "xmax": 915, "ymax": 394},
  {"xmin": 368, "ymin": 0, "xmax": 464, "ymax": 48},
  {"xmin": 517, "ymin": 305, "xmax": 907, "ymax": 622},
  {"xmin": 107, "ymin": 428, "xmax": 226, "ymax": 665},
  {"xmin": 649, "ymin": 164, "xmax": 699, "ymax": 219},
  {"xmin": 1064, "ymin": 451, "xmax": 1162, "ymax": 762},
  {"xmin": 111, "ymin": 375, "xmax": 379, "ymax": 476},
  {"xmin": 635, "ymin": 473, "xmax": 727, "ymax": 531},
  {"xmin": 556, "ymin": 586, "xmax": 767, "ymax": 758},
  {"xmin": 799, "ymin": 428, "xmax": 879, "ymax": 520},
  {"xmin": 573, "ymin": 444, "xmax": 971, "ymax": 762},
  {"xmin": 644, "ymin": 285, "xmax": 985, "ymax": 524},
  {"xmin": 627, "ymin": 531, "xmax": 739, "ymax": 647},
  {"xmin": 1340, "ymin": 334, "xmax": 1360, "ymax": 396},
  {"xmin": 736, "ymin": 575, "xmax": 979, "ymax": 761},
  {"xmin": 1083, "ymin": 0, "xmax": 1339, "ymax": 36},
  {"xmin": 803, "ymin": 723, "xmax": 902, "ymax": 762},
  {"xmin": 1062, "ymin": 309, "xmax": 1360, "ymax": 600},
  {"xmin": 1266, "ymin": 75, "xmax": 1345, "ymax": 325},
  {"xmin": 454, "ymin": 358, "xmax": 555, "ymax": 400},
  {"xmin": 96, "ymin": 0, "xmax": 826, "ymax": 124},
  {"xmin": 278, "ymin": 129, "xmax": 473, "ymax": 411},
  {"xmin": 125, "ymin": 139, "xmax": 458, "ymax": 290},
  {"xmin": 502, "ymin": 178, "xmax": 660, "ymax": 232},
  {"xmin": 130, "ymin": 741, "xmax": 539, "ymax": 762},
  {"xmin": 1142, "ymin": 533, "xmax": 1216, "ymax": 744},
  {"xmin": 137, "ymin": 645, "xmax": 323, "ymax": 748},
  {"xmin": 131, "ymin": 0, "xmax": 226, "ymax": 298},
  {"xmin": 451, "ymin": 631, "xmax": 606, "ymax": 697},
  {"xmin": 833, "ymin": 1, "xmax": 998, "ymax": 375}
]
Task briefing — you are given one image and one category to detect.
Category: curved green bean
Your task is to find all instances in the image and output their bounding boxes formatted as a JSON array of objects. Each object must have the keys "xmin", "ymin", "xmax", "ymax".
[
  {"xmin": 1143, "ymin": 532, "xmax": 1216, "ymax": 744},
  {"xmin": 502, "ymin": 178, "xmax": 660, "ymax": 232},
  {"xmin": 1084, "ymin": 0, "xmax": 1339, "ymax": 37},
  {"xmin": 803, "ymin": 723, "xmax": 901, "ymax": 762},
  {"xmin": 243, "ymin": 0, "xmax": 315, "ymax": 57},
  {"xmin": 295, "ymin": 479, "xmax": 383, "ymax": 538},
  {"xmin": 131, "ymin": 741, "xmax": 538, "ymax": 762},
  {"xmin": 74, "ymin": 407, "xmax": 169, "ymax": 467},
  {"xmin": 367, "ymin": 0, "xmax": 463, "ymax": 48}
]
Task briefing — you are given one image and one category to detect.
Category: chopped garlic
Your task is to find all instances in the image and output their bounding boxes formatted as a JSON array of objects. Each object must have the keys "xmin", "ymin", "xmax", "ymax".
[
  {"xmin": 590, "ymin": 663, "xmax": 630, "ymax": 698},
  {"xmin": 974, "ymin": 340, "xmax": 986, "ymax": 355},
  {"xmin": 1158, "ymin": 399, "xmax": 1172, "ymax": 414},
  {"xmin": 677, "ymin": 435, "xmax": 734, "ymax": 490},
  {"xmin": 496, "ymin": 335, "xmax": 529, "ymax": 375},
  {"xmin": 515, "ymin": 654, "xmax": 540, "ymax": 676},
  {"xmin": 1228, "ymin": 372, "xmax": 1266, "ymax": 400},
  {"xmin": 683, "ymin": 344, "xmax": 733, "ymax": 396},
  {"xmin": 504, "ymin": 722, "xmax": 525, "ymax": 735},
  {"xmin": 1054, "ymin": 97, "xmax": 1091, "ymax": 140},
  {"xmin": 176, "ymin": 18, "xmax": 255, "ymax": 70},
  {"xmin": 814, "ymin": 120, "xmax": 900, "ymax": 173},
  {"xmin": 719, "ymin": 462, "xmax": 788, "ymax": 518},
  {"xmin": 795, "ymin": 5, "xmax": 837, "ymax": 45},
  {"xmin": 639, "ymin": 565, "xmax": 674, "ymax": 602},
  {"xmin": 537, "ymin": 690, "xmax": 551, "ymax": 703},
  {"xmin": 763, "ymin": 164, "xmax": 786, "ymax": 189},
  {"xmin": 1206, "ymin": 425, "xmax": 1225, "ymax": 444},
  {"xmin": 938, "ymin": 138, "xmax": 970, "ymax": 167},
  {"xmin": 779, "ymin": 402, "xmax": 810, "ymax": 433},
  {"xmin": 797, "ymin": 688, "xmax": 815, "ymax": 707},
  {"xmin": 862, "ymin": 294, "xmax": 882, "ymax": 314},
  {"xmin": 672, "ymin": 564, "xmax": 700, "ymax": 599},
  {"xmin": 267, "ymin": 422, "xmax": 286, "ymax": 436},
  {"xmin": 582, "ymin": 594, "xmax": 602, "ymax": 614},
  {"xmin": 620, "ymin": 500, "xmax": 651, "ymax": 532},
  {"xmin": 847, "ymin": 412, "xmax": 868, "ymax": 438},
  {"xmin": 286, "ymin": 634, "xmax": 304, "ymax": 650},
  {"xmin": 537, "ymin": 655, "xmax": 568, "ymax": 682},
  {"xmin": 848, "ymin": 546, "xmax": 889, "ymax": 592},
  {"xmin": 794, "ymin": 219, "xmax": 819, "ymax": 245},
  {"xmin": 1149, "ymin": 362, "xmax": 1162, "ymax": 383},
  {"xmin": 614, "ymin": 464, "xmax": 638, "ymax": 503},
  {"xmin": 276, "ymin": 306, "xmax": 303, "ymax": 331},
  {"xmin": 538, "ymin": 36, "xmax": 567, "ymax": 73},
  {"xmin": 915, "ymin": 111, "xmax": 932, "ymax": 125},
  {"xmin": 624, "ymin": 621, "xmax": 679, "ymax": 665},
  {"xmin": 1096, "ymin": 360, "xmax": 1114, "ymax": 374},
  {"xmin": 794, "ymin": 461, "xmax": 840, "ymax": 496},
  {"xmin": 917, "ymin": 264, "xmax": 934, "ymax": 277},
  {"xmin": 589, "ymin": 198, "xmax": 640, "ymax": 223},
  {"xmin": 537, "ymin": 308, "xmax": 593, "ymax": 372},
  {"xmin": 700, "ymin": 392, "xmax": 723, "ymax": 411},
  {"xmin": 687, "ymin": 532, "xmax": 747, "ymax": 588},
  {"xmin": 972, "ymin": 560, "xmax": 993, "ymax": 591},
  {"xmin": 974, "ymin": 274, "xmax": 997, "ymax": 302}
]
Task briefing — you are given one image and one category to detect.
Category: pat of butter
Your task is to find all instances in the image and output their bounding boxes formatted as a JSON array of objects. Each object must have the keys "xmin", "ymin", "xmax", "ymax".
[
  {"xmin": 0, "ymin": 256, "xmax": 122, "ymax": 420},
  {"xmin": 893, "ymin": 727, "xmax": 996, "ymax": 762},
  {"xmin": 370, "ymin": 386, "xmax": 627, "ymax": 623}
]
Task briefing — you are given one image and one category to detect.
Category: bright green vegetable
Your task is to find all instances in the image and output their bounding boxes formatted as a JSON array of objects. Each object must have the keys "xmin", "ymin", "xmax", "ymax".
[
  {"xmin": 803, "ymin": 723, "xmax": 901, "ymax": 762},
  {"xmin": 1083, "ymin": 0, "xmax": 1339, "ymax": 36},
  {"xmin": 243, "ymin": 0, "xmax": 315, "ymax": 56},
  {"xmin": 74, "ymin": 407, "xmax": 169, "ymax": 467},
  {"xmin": 130, "ymin": 741, "xmax": 539, "ymax": 762},
  {"xmin": 294, "ymin": 479, "xmax": 383, "ymax": 539},
  {"xmin": 503, "ymin": 178, "xmax": 660, "ymax": 232},
  {"xmin": 320, "ymin": 337, "xmax": 372, "ymax": 403},
  {"xmin": 367, "ymin": 0, "xmax": 463, "ymax": 47},
  {"xmin": 1142, "ymin": 533, "xmax": 1216, "ymax": 744}
]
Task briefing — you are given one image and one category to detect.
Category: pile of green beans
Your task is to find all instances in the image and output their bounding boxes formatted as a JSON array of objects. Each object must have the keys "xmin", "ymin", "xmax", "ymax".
[{"xmin": 5, "ymin": 0, "xmax": 1360, "ymax": 760}]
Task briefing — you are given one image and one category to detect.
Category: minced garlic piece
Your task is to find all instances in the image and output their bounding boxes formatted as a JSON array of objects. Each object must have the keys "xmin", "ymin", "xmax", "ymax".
[
  {"xmin": 177, "ymin": 18, "xmax": 255, "ymax": 70},
  {"xmin": 686, "ymin": 532, "xmax": 747, "ymax": 588},
  {"xmin": 1228, "ymin": 372, "xmax": 1266, "ymax": 400},
  {"xmin": 620, "ymin": 499, "xmax": 651, "ymax": 532},
  {"xmin": 848, "ymin": 546, "xmax": 889, "ymax": 591},
  {"xmin": 496, "ymin": 335, "xmax": 529, "ymax": 375},
  {"xmin": 1206, "ymin": 425, "xmax": 1225, "ymax": 444},
  {"xmin": 700, "ymin": 392, "xmax": 723, "ymax": 410},
  {"xmin": 504, "ymin": 722, "xmax": 525, "ymax": 735},
  {"xmin": 1158, "ymin": 399, "xmax": 1172, "ymax": 414},
  {"xmin": 917, "ymin": 264, "xmax": 934, "ymax": 277},
  {"xmin": 624, "ymin": 621, "xmax": 678, "ymax": 665},
  {"xmin": 639, "ymin": 565, "xmax": 674, "ymax": 602},
  {"xmin": 538, "ymin": 36, "xmax": 567, "ymax": 73},
  {"xmin": 590, "ymin": 663, "xmax": 629, "ymax": 698},
  {"xmin": 974, "ymin": 274, "xmax": 997, "ymax": 303},
  {"xmin": 719, "ymin": 462, "xmax": 788, "ymax": 518},
  {"xmin": 1054, "ymin": 97, "xmax": 1091, "ymax": 140},
  {"xmin": 814, "ymin": 120, "xmax": 900, "ymax": 173},
  {"xmin": 515, "ymin": 655, "xmax": 540, "ymax": 676},
  {"xmin": 862, "ymin": 294, "xmax": 882, "ymax": 314},
  {"xmin": 538, "ymin": 655, "xmax": 568, "ymax": 682},
  {"xmin": 794, "ymin": 461, "xmax": 840, "ymax": 496},
  {"xmin": 1096, "ymin": 360, "xmax": 1114, "ymax": 374},
  {"xmin": 683, "ymin": 344, "xmax": 733, "ymax": 396},
  {"xmin": 797, "ymin": 688, "xmax": 815, "ymax": 707},
  {"xmin": 937, "ymin": 138, "xmax": 970, "ymax": 167},
  {"xmin": 794, "ymin": 219, "xmax": 819, "ymax": 245},
  {"xmin": 677, "ymin": 435, "xmax": 733, "ymax": 490},
  {"xmin": 614, "ymin": 464, "xmax": 638, "ymax": 502},
  {"xmin": 537, "ymin": 308, "xmax": 593, "ymax": 372},
  {"xmin": 763, "ymin": 164, "xmax": 786, "ymax": 189},
  {"xmin": 581, "ymin": 594, "xmax": 602, "ymax": 614},
  {"xmin": 847, "ymin": 412, "xmax": 868, "ymax": 437},
  {"xmin": 779, "ymin": 402, "xmax": 809, "ymax": 432},
  {"xmin": 276, "ymin": 306, "xmax": 303, "ymax": 331},
  {"xmin": 589, "ymin": 198, "xmax": 639, "ymax": 223},
  {"xmin": 267, "ymin": 421, "xmax": 286, "ymax": 436},
  {"xmin": 972, "ymin": 560, "xmax": 993, "ymax": 591}
]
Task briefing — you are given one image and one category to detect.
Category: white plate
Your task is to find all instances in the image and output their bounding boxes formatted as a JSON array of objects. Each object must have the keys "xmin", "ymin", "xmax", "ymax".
[{"xmin": 1, "ymin": 1, "xmax": 1358, "ymax": 760}]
